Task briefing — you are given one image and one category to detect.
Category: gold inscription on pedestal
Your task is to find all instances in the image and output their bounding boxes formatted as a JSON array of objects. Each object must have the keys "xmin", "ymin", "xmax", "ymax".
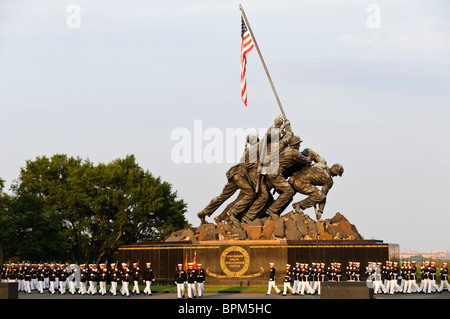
[
  {"xmin": 221, "ymin": 246, "xmax": 249, "ymax": 277},
  {"xmin": 206, "ymin": 245, "xmax": 264, "ymax": 278}
]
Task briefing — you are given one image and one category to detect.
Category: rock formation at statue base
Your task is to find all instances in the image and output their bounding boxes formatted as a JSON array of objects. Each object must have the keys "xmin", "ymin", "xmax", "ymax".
[{"xmin": 165, "ymin": 211, "xmax": 362, "ymax": 243}]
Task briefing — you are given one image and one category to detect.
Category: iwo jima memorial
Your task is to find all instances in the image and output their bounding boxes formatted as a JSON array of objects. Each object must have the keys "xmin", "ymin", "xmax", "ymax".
[{"xmin": 119, "ymin": 5, "xmax": 399, "ymax": 287}]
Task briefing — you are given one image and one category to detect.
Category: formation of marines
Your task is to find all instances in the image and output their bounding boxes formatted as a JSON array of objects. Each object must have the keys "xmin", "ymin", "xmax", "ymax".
[
  {"xmin": 267, "ymin": 260, "xmax": 449, "ymax": 296},
  {"xmin": 268, "ymin": 262, "xmax": 348, "ymax": 296},
  {"xmin": 0, "ymin": 261, "xmax": 155, "ymax": 296},
  {"xmin": 366, "ymin": 260, "xmax": 449, "ymax": 294},
  {"xmin": 174, "ymin": 262, "xmax": 206, "ymax": 299},
  {"xmin": 2, "ymin": 259, "xmax": 448, "ymax": 297},
  {"xmin": 197, "ymin": 116, "xmax": 344, "ymax": 224}
]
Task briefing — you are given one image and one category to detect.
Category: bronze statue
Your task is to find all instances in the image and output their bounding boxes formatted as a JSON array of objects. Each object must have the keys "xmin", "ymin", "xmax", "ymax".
[
  {"xmin": 197, "ymin": 116, "xmax": 284, "ymax": 224},
  {"xmin": 196, "ymin": 161, "xmax": 256, "ymax": 224},
  {"xmin": 261, "ymin": 134, "xmax": 312, "ymax": 219},
  {"xmin": 289, "ymin": 160, "xmax": 344, "ymax": 220},
  {"xmin": 233, "ymin": 117, "xmax": 292, "ymax": 222},
  {"xmin": 221, "ymin": 117, "xmax": 292, "ymax": 223},
  {"xmin": 197, "ymin": 116, "xmax": 343, "ymax": 224}
]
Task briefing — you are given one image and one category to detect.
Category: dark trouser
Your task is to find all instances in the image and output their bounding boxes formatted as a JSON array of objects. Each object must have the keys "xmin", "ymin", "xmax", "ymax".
[
  {"xmin": 265, "ymin": 173, "xmax": 295, "ymax": 216},
  {"xmin": 201, "ymin": 174, "xmax": 256, "ymax": 217},
  {"xmin": 241, "ymin": 169, "xmax": 271, "ymax": 221},
  {"xmin": 289, "ymin": 180, "xmax": 326, "ymax": 210}
]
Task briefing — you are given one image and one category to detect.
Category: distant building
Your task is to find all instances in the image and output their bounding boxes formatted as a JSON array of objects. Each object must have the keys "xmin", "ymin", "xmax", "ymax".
[{"xmin": 400, "ymin": 250, "xmax": 450, "ymax": 260}]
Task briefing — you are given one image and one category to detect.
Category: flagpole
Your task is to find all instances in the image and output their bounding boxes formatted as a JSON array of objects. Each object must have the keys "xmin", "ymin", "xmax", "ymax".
[{"xmin": 239, "ymin": 3, "xmax": 287, "ymax": 120}]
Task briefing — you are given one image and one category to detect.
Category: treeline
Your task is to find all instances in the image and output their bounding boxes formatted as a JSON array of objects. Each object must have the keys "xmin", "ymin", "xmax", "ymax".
[{"xmin": 0, "ymin": 154, "xmax": 189, "ymax": 264}]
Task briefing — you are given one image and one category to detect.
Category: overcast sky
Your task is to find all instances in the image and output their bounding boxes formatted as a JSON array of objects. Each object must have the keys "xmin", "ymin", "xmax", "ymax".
[{"xmin": 1, "ymin": 0, "xmax": 449, "ymax": 253}]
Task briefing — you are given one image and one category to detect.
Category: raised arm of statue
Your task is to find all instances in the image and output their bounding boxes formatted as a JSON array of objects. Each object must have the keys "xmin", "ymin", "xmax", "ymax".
[{"xmin": 301, "ymin": 148, "xmax": 327, "ymax": 165}]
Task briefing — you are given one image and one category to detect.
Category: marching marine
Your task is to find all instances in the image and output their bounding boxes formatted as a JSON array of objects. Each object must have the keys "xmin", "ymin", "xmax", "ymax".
[
  {"xmin": 143, "ymin": 262, "xmax": 155, "ymax": 296},
  {"xmin": 408, "ymin": 261, "xmax": 421, "ymax": 293},
  {"xmin": 420, "ymin": 261, "xmax": 430, "ymax": 293},
  {"xmin": 186, "ymin": 263, "xmax": 197, "ymax": 299},
  {"xmin": 299, "ymin": 263, "xmax": 313, "ymax": 295},
  {"xmin": 354, "ymin": 262, "xmax": 361, "ymax": 281},
  {"xmin": 439, "ymin": 262, "xmax": 449, "ymax": 292},
  {"xmin": 67, "ymin": 265, "xmax": 77, "ymax": 295},
  {"xmin": 373, "ymin": 262, "xmax": 387, "ymax": 294},
  {"xmin": 196, "ymin": 264, "xmax": 206, "ymax": 297},
  {"xmin": 79, "ymin": 264, "xmax": 88, "ymax": 295},
  {"xmin": 37, "ymin": 264, "xmax": 45, "ymax": 294},
  {"xmin": 427, "ymin": 261, "xmax": 441, "ymax": 293},
  {"xmin": 131, "ymin": 263, "xmax": 141, "ymax": 295},
  {"xmin": 88, "ymin": 264, "xmax": 98, "ymax": 295},
  {"xmin": 23, "ymin": 264, "xmax": 32, "ymax": 294},
  {"xmin": 98, "ymin": 263, "xmax": 109, "ymax": 296},
  {"xmin": 346, "ymin": 261, "xmax": 354, "ymax": 281},
  {"xmin": 108, "ymin": 263, "xmax": 121, "ymax": 296},
  {"xmin": 120, "ymin": 263, "xmax": 132, "ymax": 297},
  {"xmin": 310, "ymin": 263, "xmax": 321, "ymax": 294},
  {"xmin": 292, "ymin": 262, "xmax": 301, "ymax": 294},
  {"xmin": 282, "ymin": 264, "xmax": 294, "ymax": 296},
  {"xmin": 175, "ymin": 263, "xmax": 187, "ymax": 299},
  {"xmin": 48, "ymin": 264, "xmax": 57, "ymax": 294},
  {"xmin": 267, "ymin": 262, "xmax": 281, "ymax": 295}
]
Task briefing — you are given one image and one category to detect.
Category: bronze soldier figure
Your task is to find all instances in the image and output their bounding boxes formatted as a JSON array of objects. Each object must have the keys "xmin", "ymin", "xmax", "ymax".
[
  {"xmin": 223, "ymin": 132, "xmax": 264, "ymax": 223},
  {"xmin": 240, "ymin": 119, "xmax": 293, "ymax": 221},
  {"xmin": 263, "ymin": 134, "xmax": 311, "ymax": 218},
  {"xmin": 289, "ymin": 161, "xmax": 343, "ymax": 220},
  {"xmin": 196, "ymin": 114, "xmax": 343, "ymax": 224},
  {"xmin": 196, "ymin": 156, "xmax": 256, "ymax": 224},
  {"xmin": 219, "ymin": 118, "xmax": 294, "ymax": 223},
  {"xmin": 197, "ymin": 116, "xmax": 284, "ymax": 224}
]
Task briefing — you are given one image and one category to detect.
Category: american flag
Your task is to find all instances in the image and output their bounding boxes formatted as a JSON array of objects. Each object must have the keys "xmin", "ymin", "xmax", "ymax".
[{"xmin": 240, "ymin": 15, "xmax": 254, "ymax": 106}]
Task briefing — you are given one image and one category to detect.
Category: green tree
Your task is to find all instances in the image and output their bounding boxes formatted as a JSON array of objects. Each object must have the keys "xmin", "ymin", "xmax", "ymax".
[
  {"xmin": 1, "ymin": 192, "xmax": 69, "ymax": 262},
  {"xmin": 0, "ymin": 178, "xmax": 10, "ymax": 264},
  {"xmin": 1, "ymin": 177, "xmax": 69, "ymax": 263},
  {"xmin": 15, "ymin": 154, "xmax": 189, "ymax": 263}
]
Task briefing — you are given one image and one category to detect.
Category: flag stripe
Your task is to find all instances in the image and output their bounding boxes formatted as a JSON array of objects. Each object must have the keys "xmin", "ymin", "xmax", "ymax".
[{"xmin": 240, "ymin": 16, "xmax": 254, "ymax": 106}]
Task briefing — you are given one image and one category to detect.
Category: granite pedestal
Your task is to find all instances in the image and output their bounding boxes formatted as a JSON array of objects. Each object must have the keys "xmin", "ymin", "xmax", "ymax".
[
  {"xmin": 320, "ymin": 281, "xmax": 373, "ymax": 299},
  {"xmin": 0, "ymin": 282, "xmax": 18, "ymax": 299},
  {"xmin": 119, "ymin": 239, "xmax": 396, "ymax": 286}
]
